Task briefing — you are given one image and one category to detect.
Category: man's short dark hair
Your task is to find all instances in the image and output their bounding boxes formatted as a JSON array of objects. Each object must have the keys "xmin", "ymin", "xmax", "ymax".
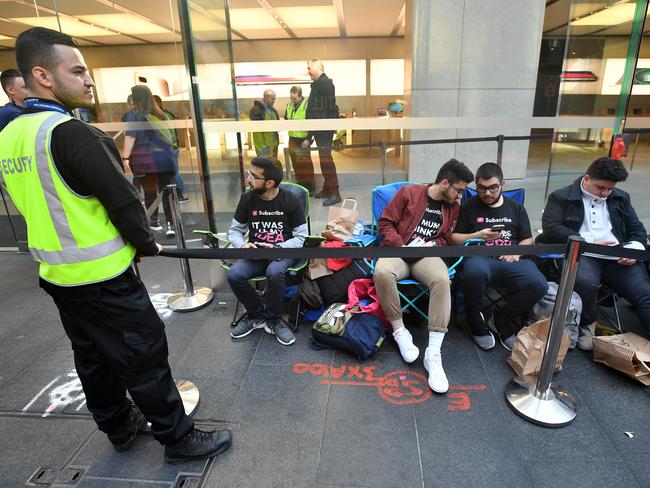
[
  {"xmin": 252, "ymin": 157, "xmax": 283, "ymax": 187},
  {"xmin": 0, "ymin": 69, "xmax": 22, "ymax": 94},
  {"xmin": 434, "ymin": 158, "xmax": 474, "ymax": 185},
  {"xmin": 586, "ymin": 157, "xmax": 628, "ymax": 182},
  {"xmin": 15, "ymin": 27, "xmax": 78, "ymax": 88},
  {"xmin": 475, "ymin": 162, "xmax": 503, "ymax": 183}
]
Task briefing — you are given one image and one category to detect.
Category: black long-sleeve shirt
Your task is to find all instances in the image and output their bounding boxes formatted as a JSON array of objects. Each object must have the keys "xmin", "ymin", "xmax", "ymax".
[
  {"xmin": 306, "ymin": 73, "xmax": 338, "ymax": 139},
  {"xmin": 22, "ymin": 98, "xmax": 158, "ymax": 257}
]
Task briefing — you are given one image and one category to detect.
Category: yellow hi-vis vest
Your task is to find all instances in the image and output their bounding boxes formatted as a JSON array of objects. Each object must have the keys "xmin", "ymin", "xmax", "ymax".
[
  {"xmin": 0, "ymin": 111, "xmax": 136, "ymax": 286},
  {"xmin": 286, "ymin": 98, "xmax": 308, "ymax": 138}
]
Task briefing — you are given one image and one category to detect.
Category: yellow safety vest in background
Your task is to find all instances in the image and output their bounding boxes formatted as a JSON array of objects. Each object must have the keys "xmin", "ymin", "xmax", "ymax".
[
  {"xmin": 0, "ymin": 111, "xmax": 135, "ymax": 285},
  {"xmin": 286, "ymin": 98, "xmax": 308, "ymax": 139}
]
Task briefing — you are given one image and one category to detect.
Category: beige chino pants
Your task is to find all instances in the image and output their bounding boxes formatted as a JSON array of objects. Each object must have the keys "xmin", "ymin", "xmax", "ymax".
[{"xmin": 373, "ymin": 257, "xmax": 451, "ymax": 332}]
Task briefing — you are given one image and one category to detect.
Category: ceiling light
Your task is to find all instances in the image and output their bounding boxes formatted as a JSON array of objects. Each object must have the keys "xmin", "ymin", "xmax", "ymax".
[
  {"xmin": 571, "ymin": 4, "xmax": 636, "ymax": 26},
  {"xmin": 11, "ymin": 16, "xmax": 112, "ymax": 36},
  {"xmin": 79, "ymin": 14, "xmax": 171, "ymax": 34}
]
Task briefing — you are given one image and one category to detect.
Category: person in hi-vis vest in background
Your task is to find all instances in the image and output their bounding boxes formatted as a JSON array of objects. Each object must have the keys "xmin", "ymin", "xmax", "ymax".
[
  {"xmin": 285, "ymin": 85, "xmax": 314, "ymax": 192},
  {"xmin": 0, "ymin": 27, "xmax": 231, "ymax": 464},
  {"xmin": 249, "ymin": 89, "xmax": 279, "ymax": 158}
]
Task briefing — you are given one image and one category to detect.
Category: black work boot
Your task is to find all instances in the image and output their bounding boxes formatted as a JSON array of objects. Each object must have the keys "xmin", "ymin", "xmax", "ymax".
[
  {"xmin": 164, "ymin": 428, "xmax": 233, "ymax": 464},
  {"xmin": 107, "ymin": 404, "xmax": 148, "ymax": 452}
]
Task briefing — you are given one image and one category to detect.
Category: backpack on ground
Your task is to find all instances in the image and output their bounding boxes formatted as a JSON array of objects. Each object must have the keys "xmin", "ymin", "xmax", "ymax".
[{"xmin": 311, "ymin": 306, "xmax": 385, "ymax": 360}]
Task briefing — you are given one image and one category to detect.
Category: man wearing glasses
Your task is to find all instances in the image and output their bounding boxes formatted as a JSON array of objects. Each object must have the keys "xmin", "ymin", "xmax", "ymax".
[
  {"xmin": 539, "ymin": 157, "xmax": 650, "ymax": 349},
  {"xmin": 227, "ymin": 157, "xmax": 307, "ymax": 346},
  {"xmin": 374, "ymin": 159, "xmax": 474, "ymax": 394},
  {"xmin": 451, "ymin": 163, "xmax": 548, "ymax": 351}
]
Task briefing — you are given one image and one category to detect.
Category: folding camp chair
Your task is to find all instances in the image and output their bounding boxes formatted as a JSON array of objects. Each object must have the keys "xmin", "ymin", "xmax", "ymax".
[
  {"xmin": 194, "ymin": 182, "xmax": 319, "ymax": 331},
  {"xmin": 359, "ymin": 181, "xmax": 465, "ymax": 322}
]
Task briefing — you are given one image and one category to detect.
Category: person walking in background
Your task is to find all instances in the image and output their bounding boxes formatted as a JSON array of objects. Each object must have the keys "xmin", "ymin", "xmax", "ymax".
[
  {"xmin": 0, "ymin": 26, "xmax": 231, "ymax": 464},
  {"xmin": 122, "ymin": 85, "xmax": 177, "ymax": 237},
  {"xmin": 153, "ymin": 94, "xmax": 188, "ymax": 203},
  {"xmin": 250, "ymin": 89, "xmax": 279, "ymax": 158},
  {"xmin": 302, "ymin": 58, "xmax": 341, "ymax": 206},
  {"xmin": 0, "ymin": 68, "xmax": 28, "ymax": 131},
  {"xmin": 285, "ymin": 85, "xmax": 314, "ymax": 192}
]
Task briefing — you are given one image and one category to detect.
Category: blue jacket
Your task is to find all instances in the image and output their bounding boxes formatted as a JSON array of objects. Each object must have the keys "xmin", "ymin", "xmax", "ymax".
[{"xmin": 540, "ymin": 177, "xmax": 647, "ymax": 247}]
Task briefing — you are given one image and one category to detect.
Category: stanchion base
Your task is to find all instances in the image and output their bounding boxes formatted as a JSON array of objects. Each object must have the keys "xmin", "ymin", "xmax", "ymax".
[
  {"xmin": 167, "ymin": 287, "xmax": 214, "ymax": 312},
  {"xmin": 505, "ymin": 376, "xmax": 577, "ymax": 428},
  {"xmin": 144, "ymin": 379, "xmax": 200, "ymax": 432}
]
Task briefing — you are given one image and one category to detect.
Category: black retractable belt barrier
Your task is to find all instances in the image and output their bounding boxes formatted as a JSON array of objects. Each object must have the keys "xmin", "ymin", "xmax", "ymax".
[{"xmin": 160, "ymin": 242, "xmax": 648, "ymax": 261}]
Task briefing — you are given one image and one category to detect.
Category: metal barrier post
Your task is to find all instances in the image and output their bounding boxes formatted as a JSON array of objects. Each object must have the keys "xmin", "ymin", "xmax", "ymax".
[
  {"xmin": 505, "ymin": 235, "xmax": 583, "ymax": 427},
  {"xmin": 166, "ymin": 184, "xmax": 214, "ymax": 312},
  {"xmin": 283, "ymin": 146, "xmax": 293, "ymax": 181},
  {"xmin": 380, "ymin": 141, "xmax": 387, "ymax": 185},
  {"xmin": 496, "ymin": 134, "xmax": 504, "ymax": 167}
]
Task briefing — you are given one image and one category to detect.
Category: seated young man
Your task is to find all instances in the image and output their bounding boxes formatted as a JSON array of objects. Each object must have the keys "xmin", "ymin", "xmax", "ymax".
[
  {"xmin": 539, "ymin": 157, "xmax": 650, "ymax": 350},
  {"xmin": 450, "ymin": 163, "xmax": 548, "ymax": 351},
  {"xmin": 373, "ymin": 159, "xmax": 474, "ymax": 394},
  {"xmin": 227, "ymin": 157, "xmax": 308, "ymax": 346}
]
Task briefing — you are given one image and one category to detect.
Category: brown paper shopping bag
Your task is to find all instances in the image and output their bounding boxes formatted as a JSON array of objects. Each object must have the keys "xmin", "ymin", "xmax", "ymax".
[
  {"xmin": 593, "ymin": 333, "xmax": 650, "ymax": 386},
  {"xmin": 507, "ymin": 317, "xmax": 570, "ymax": 377},
  {"xmin": 321, "ymin": 198, "xmax": 359, "ymax": 241}
]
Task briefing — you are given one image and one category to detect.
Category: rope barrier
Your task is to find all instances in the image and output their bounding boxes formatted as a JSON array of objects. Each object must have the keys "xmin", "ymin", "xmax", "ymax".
[{"xmin": 159, "ymin": 241, "xmax": 649, "ymax": 261}]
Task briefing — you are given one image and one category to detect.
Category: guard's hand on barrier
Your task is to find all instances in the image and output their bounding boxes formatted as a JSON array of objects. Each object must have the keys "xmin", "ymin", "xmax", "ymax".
[
  {"xmin": 618, "ymin": 257, "xmax": 637, "ymax": 266},
  {"xmin": 242, "ymin": 242, "xmax": 257, "ymax": 249},
  {"xmin": 499, "ymin": 255, "xmax": 520, "ymax": 263},
  {"xmin": 478, "ymin": 228, "xmax": 502, "ymax": 242},
  {"xmin": 155, "ymin": 243, "xmax": 164, "ymax": 255}
]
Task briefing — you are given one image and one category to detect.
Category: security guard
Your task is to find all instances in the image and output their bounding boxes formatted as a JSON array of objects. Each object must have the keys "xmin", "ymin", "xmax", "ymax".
[
  {"xmin": 0, "ymin": 27, "xmax": 231, "ymax": 464},
  {"xmin": 284, "ymin": 85, "xmax": 314, "ymax": 192}
]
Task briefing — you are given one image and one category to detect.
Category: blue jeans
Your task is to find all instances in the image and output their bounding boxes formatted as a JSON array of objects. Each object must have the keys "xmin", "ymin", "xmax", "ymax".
[
  {"xmin": 574, "ymin": 256, "xmax": 650, "ymax": 333},
  {"xmin": 227, "ymin": 259, "xmax": 295, "ymax": 321},
  {"xmin": 461, "ymin": 256, "xmax": 548, "ymax": 328},
  {"xmin": 172, "ymin": 148, "xmax": 185, "ymax": 193}
]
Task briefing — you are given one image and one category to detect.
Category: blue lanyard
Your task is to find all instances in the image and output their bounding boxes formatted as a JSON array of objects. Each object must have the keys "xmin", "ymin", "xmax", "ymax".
[{"xmin": 23, "ymin": 99, "xmax": 72, "ymax": 115}]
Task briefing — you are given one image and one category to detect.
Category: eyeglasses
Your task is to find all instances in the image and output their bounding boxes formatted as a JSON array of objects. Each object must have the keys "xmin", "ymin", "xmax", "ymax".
[
  {"xmin": 247, "ymin": 170, "xmax": 267, "ymax": 181},
  {"xmin": 476, "ymin": 183, "xmax": 501, "ymax": 194},
  {"xmin": 449, "ymin": 183, "xmax": 465, "ymax": 195}
]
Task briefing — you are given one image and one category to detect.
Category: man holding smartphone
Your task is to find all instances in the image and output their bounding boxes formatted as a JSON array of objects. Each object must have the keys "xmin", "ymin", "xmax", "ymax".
[
  {"xmin": 451, "ymin": 163, "xmax": 548, "ymax": 351},
  {"xmin": 227, "ymin": 157, "xmax": 307, "ymax": 346}
]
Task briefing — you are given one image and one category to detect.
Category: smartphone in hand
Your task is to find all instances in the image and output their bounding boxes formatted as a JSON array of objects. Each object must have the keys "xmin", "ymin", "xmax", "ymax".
[{"xmin": 490, "ymin": 224, "xmax": 505, "ymax": 232}]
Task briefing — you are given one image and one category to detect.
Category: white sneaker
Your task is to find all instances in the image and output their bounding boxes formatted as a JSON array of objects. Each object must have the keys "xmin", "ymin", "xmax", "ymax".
[
  {"xmin": 577, "ymin": 322, "xmax": 596, "ymax": 351},
  {"xmin": 424, "ymin": 347, "xmax": 449, "ymax": 394},
  {"xmin": 393, "ymin": 327, "xmax": 419, "ymax": 363},
  {"xmin": 165, "ymin": 222, "xmax": 176, "ymax": 238}
]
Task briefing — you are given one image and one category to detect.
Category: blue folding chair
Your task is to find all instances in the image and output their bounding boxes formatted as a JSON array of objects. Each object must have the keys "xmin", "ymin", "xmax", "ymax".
[{"xmin": 362, "ymin": 181, "xmax": 465, "ymax": 322}]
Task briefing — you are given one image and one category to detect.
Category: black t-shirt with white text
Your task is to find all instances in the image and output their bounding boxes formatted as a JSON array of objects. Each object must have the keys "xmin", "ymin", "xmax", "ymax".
[
  {"xmin": 234, "ymin": 188, "xmax": 305, "ymax": 245},
  {"xmin": 407, "ymin": 197, "xmax": 443, "ymax": 244},
  {"xmin": 455, "ymin": 196, "xmax": 532, "ymax": 246}
]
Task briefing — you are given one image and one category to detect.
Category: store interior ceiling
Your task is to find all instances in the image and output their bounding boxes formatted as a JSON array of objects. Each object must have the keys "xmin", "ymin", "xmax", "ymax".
[{"xmin": 0, "ymin": 0, "xmax": 647, "ymax": 50}]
